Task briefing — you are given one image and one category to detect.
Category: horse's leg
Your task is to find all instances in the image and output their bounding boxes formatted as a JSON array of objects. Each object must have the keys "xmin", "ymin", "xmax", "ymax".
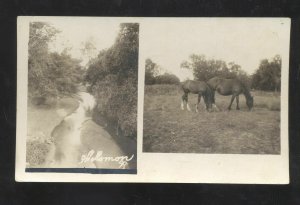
[
  {"xmin": 203, "ymin": 93, "xmax": 209, "ymax": 111},
  {"xmin": 236, "ymin": 95, "xmax": 240, "ymax": 110},
  {"xmin": 211, "ymin": 90, "xmax": 219, "ymax": 111},
  {"xmin": 228, "ymin": 95, "xmax": 236, "ymax": 111},
  {"xmin": 181, "ymin": 93, "xmax": 186, "ymax": 110},
  {"xmin": 186, "ymin": 93, "xmax": 191, "ymax": 111},
  {"xmin": 196, "ymin": 94, "xmax": 201, "ymax": 113}
]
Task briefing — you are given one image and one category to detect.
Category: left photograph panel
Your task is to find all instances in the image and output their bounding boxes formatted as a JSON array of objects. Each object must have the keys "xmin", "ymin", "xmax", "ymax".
[{"xmin": 17, "ymin": 17, "xmax": 138, "ymax": 175}]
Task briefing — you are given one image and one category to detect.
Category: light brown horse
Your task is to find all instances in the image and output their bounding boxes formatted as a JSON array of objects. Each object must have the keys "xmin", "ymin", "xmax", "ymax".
[
  {"xmin": 207, "ymin": 77, "xmax": 253, "ymax": 111},
  {"xmin": 181, "ymin": 80, "xmax": 213, "ymax": 112}
]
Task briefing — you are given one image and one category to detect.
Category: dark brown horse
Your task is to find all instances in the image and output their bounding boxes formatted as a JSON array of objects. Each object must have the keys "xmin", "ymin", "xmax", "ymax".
[
  {"xmin": 207, "ymin": 77, "xmax": 253, "ymax": 111},
  {"xmin": 181, "ymin": 80, "xmax": 213, "ymax": 112}
]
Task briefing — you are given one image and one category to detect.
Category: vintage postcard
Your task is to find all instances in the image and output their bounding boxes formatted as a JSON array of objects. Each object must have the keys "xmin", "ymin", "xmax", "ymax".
[{"xmin": 16, "ymin": 17, "xmax": 290, "ymax": 183}]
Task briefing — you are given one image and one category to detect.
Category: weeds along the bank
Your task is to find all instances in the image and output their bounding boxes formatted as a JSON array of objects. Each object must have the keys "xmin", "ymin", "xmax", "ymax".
[
  {"xmin": 85, "ymin": 23, "xmax": 139, "ymax": 141},
  {"xmin": 91, "ymin": 76, "xmax": 137, "ymax": 140}
]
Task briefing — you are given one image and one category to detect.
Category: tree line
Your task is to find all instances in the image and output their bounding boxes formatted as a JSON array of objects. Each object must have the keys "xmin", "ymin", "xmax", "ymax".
[
  {"xmin": 145, "ymin": 54, "xmax": 281, "ymax": 92},
  {"xmin": 145, "ymin": 59, "xmax": 180, "ymax": 85},
  {"xmin": 28, "ymin": 22, "xmax": 83, "ymax": 104}
]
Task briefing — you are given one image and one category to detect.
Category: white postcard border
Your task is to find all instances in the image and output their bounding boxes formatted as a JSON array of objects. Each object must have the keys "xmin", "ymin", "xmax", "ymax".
[{"xmin": 16, "ymin": 17, "xmax": 290, "ymax": 183}]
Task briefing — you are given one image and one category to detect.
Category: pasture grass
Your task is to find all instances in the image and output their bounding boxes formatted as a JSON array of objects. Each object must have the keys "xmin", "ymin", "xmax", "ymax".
[
  {"xmin": 26, "ymin": 98, "xmax": 78, "ymax": 167},
  {"xmin": 143, "ymin": 85, "xmax": 281, "ymax": 154}
]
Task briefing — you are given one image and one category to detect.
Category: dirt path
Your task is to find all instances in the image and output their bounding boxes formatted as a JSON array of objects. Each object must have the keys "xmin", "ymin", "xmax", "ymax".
[{"xmin": 45, "ymin": 92, "xmax": 133, "ymax": 169}]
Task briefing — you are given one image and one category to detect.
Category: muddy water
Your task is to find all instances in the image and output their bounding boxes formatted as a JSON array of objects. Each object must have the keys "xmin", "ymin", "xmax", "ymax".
[{"xmin": 45, "ymin": 92, "xmax": 128, "ymax": 169}]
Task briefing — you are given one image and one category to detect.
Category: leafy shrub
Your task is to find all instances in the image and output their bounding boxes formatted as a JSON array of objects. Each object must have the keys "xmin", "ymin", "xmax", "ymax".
[
  {"xmin": 86, "ymin": 23, "xmax": 139, "ymax": 140},
  {"xmin": 145, "ymin": 59, "xmax": 180, "ymax": 85},
  {"xmin": 28, "ymin": 22, "xmax": 82, "ymax": 104},
  {"xmin": 26, "ymin": 139, "xmax": 51, "ymax": 167},
  {"xmin": 251, "ymin": 55, "xmax": 281, "ymax": 91},
  {"xmin": 155, "ymin": 73, "xmax": 180, "ymax": 85}
]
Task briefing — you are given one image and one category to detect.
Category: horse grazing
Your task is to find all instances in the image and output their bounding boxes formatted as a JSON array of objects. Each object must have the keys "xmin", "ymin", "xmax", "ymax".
[
  {"xmin": 207, "ymin": 77, "xmax": 254, "ymax": 111},
  {"xmin": 181, "ymin": 80, "xmax": 213, "ymax": 112}
]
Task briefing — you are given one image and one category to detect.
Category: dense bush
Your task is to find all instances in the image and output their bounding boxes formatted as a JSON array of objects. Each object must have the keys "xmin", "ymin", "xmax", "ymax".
[
  {"xmin": 145, "ymin": 59, "xmax": 180, "ymax": 85},
  {"xmin": 28, "ymin": 22, "xmax": 83, "ymax": 103},
  {"xmin": 181, "ymin": 54, "xmax": 252, "ymax": 87},
  {"xmin": 145, "ymin": 58, "xmax": 159, "ymax": 85},
  {"xmin": 154, "ymin": 73, "xmax": 180, "ymax": 85},
  {"xmin": 86, "ymin": 23, "xmax": 139, "ymax": 140},
  {"xmin": 251, "ymin": 55, "xmax": 281, "ymax": 91}
]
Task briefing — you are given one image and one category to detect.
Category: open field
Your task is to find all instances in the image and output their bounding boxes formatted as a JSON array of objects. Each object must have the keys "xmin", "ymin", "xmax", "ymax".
[{"xmin": 143, "ymin": 85, "xmax": 280, "ymax": 154}]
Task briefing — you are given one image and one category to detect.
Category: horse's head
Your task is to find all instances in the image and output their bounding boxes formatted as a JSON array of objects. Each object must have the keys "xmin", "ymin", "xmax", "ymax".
[
  {"xmin": 206, "ymin": 102, "xmax": 213, "ymax": 112},
  {"xmin": 246, "ymin": 96, "xmax": 254, "ymax": 110}
]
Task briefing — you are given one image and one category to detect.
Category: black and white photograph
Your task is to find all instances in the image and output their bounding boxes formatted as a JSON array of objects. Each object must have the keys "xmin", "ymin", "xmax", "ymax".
[
  {"xmin": 18, "ymin": 17, "xmax": 138, "ymax": 174},
  {"xmin": 2, "ymin": 0, "xmax": 298, "ymax": 201},
  {"xmin": 143, "ymin": 19, "xmax": 286, "ymax": 154},
  {"xmin": 16, "ymin": 17, "xmax": 289, "ymax": 183}
]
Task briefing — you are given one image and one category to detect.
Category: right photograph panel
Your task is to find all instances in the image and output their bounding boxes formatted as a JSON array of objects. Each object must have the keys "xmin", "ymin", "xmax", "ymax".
[{"xmin": 143, "ymin": 19, "xmax": 284, "ymax": 154}]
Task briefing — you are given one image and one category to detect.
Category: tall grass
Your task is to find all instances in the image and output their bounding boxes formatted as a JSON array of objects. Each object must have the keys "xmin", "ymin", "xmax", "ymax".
[
  {"xmin": 253, "ymin": 93, "xmax": 280, "ymax": 111},
  {"xmin": 145, "ymin": 84, "xmax": 181, "ymax": 96}
]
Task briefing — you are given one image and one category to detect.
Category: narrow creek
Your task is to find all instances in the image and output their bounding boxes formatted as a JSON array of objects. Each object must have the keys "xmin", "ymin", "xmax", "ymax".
[{"xmin": 44, "ymin": 91, "xmax": 130, "ymax": 169}]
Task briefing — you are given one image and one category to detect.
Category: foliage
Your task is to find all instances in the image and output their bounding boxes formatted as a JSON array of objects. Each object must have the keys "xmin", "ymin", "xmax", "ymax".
[
  {"xmin": 28, "ymin": 22, "xmax": 58, "ymax": 59},
  {"xmin": 155, "ymin": 73, "xmax": 180, "ymax": 85},
  {"xmin": 181, "ymin": 54, "xmax": 251, "ymax": 87},
  {"xmin": 85, "ymin": 23, "xmax": 139, "ymax": 139},
  {"xmin": 145, "ymin": 58, "xmax": 160, "ymax": 85},
  {"xmin": 251, "ymin": 55, "xmax": 281, "ymax": 91},
  {"xmin": 47, "ymin": 52, "xmax": 84, "ymax": 96},
  {"xmin": 28, "ymin": 22, "xmax": 83, "ymax": 101},
  {"xmin": 145, "ymin": 58, "xmax": 180, "ymax": 85}
]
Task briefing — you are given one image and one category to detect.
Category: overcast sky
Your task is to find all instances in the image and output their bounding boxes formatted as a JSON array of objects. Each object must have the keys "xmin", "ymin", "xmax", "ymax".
[
  {"xmin": 46, "ymin": 18, "xmax": 120, "ymax": 66},
  {"xmin": 141, "ymin": 19, "xmax": 289, "ymax": 81},
  {"xmin": 35, "ymin": 18, "xmax": 289, "ymax": 81}
]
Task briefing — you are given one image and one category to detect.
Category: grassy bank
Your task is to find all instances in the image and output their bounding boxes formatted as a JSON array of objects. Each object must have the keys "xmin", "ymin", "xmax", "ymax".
[{"xmin": 26, "ymin": 98, "xmax": 78, "ymax": 167}]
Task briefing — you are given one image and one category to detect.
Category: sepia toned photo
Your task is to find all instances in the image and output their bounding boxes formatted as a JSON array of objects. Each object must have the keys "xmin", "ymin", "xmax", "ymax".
[
  {"xmin": 19, "ymin": 18, "xmax": 138, "ymax": 174},
  {"xmin": 143, "ymin": 20, "xmax": 283, "ymax": 154},
  {"xmin": 17, "ymin": 17, "xmax": 289, "ymax": 183}
]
